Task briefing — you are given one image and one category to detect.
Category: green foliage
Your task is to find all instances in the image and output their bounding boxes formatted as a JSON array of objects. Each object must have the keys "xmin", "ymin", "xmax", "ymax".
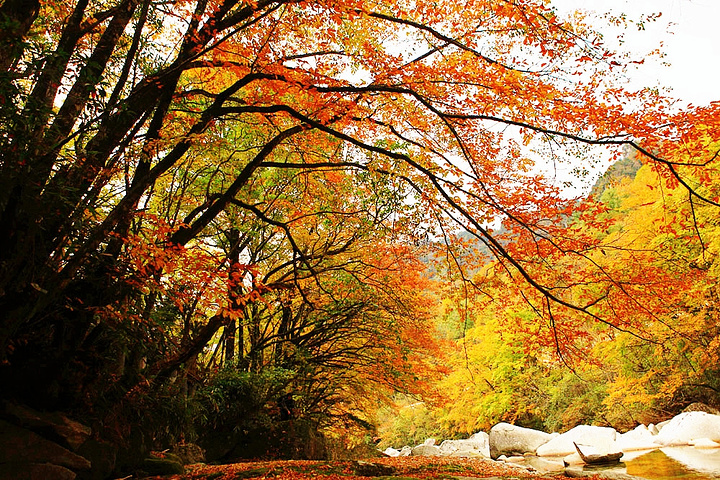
[
  {"xmin": 376, "ymin": 400, "xmax": 446, "ymax": 449},
  {"xmin": 196, "ymin": 366, "xmax": 295, "ymax": 431},
  {"xmin": 539, "ymin": 368, "xmax": 610, "ymax": 432}
]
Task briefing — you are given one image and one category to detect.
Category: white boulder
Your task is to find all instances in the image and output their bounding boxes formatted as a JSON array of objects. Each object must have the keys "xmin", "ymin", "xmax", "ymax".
[
  {"xmin": 438, "ymin": 439, "xmax": 463, "ymax": 454},
  {"xmin": 411, "ymin": 444, "xmax": 441, "ymax": 456},
  {"xmin": 536, "ymin": 425, "xmax": 617, "ymax": 457},
  {"xmin": 489, "ymin": 422, "xmax": 553, "ymax": 459},
  {"xmin": 654, "ymin": 412, "xmax": 720, "ymax": 446},
  {"xmin": 656, "ymin": 420, "xmax": 671, "ymax": 431},
  {"xmin": 439, "ymin": 436, "xmax": 489, "ymax": 458},
  {"xmin": 383, "ymin": 447, "xmax": 401, "ymax": 457},
  {"xmin": 469, "ymin": 431, "xmax": 491, "ymax": 458},
  {"xmin": 616, "ymin": 424, "xmax": 659, "ymax": 452}
]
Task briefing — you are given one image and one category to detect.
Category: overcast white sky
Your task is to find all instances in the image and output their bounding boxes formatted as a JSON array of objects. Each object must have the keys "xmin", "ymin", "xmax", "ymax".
[{"xmin": 550, "ymin": 0, "xmax": 719, "ymax": 106}]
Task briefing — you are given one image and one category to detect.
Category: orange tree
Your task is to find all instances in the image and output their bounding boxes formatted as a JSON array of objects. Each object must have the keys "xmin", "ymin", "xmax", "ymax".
[
  {"xmin": 1, "ymin": 0, "xmax": 719, "ymax": 468},
  {"xmin": 419, "ymin": 145, "xmax": 720, "ymax": 438}
]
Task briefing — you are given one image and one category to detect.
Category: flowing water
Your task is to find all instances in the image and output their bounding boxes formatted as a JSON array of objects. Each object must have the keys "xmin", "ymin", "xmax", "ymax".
[{"xmin": 581, "ymin": 447, "xmax": 720, "ymax": 479}]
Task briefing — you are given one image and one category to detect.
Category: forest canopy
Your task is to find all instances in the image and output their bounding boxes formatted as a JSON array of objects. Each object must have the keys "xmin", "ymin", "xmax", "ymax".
[{"xmin": 0, "ymin": 0, "xmax": 719, "ymax": 472}]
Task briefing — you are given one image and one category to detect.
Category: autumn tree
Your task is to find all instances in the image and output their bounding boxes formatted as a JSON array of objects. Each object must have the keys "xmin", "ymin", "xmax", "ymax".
[
  {"xmin": 187, "ymin": 159, "xmax": 442, "ymax": 458},
  {"xmin": 1, "ymin": 0, "xmax": 719, "ymax": 471},
  {"xmin": 400, "ymin": 144, "xmax": 720, "ymax": 441}
]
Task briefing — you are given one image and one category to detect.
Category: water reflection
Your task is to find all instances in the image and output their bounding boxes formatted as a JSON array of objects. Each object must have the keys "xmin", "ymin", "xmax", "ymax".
[
  {"xmin": 662, "ymin": 447, "xmax": 720, "ymax": 477},
  {"xmin": 626, "ymin": 449, "xmax": 705, "ymax": 479},
  {"xmin": 587, "ymin": 448, "xmax": 720, "ymax": 479}
]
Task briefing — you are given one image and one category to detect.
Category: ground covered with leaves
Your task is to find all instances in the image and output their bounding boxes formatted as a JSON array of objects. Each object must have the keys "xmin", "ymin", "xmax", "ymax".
[{"xmin": 148, "ymin": 456, "xmax": 593, "ymax": 480}]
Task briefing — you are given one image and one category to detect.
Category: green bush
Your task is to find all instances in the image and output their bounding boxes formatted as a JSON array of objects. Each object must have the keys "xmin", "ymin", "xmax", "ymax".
[{"xmin": 196, "ymin": 366, "xmax": 294, "ymax": 431}]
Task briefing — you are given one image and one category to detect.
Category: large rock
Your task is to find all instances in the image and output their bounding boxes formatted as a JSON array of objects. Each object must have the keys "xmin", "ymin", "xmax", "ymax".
[
  {"xmin": 488, "ymin": 422, "xmax": 553, "ymax": 459},
  {"xmin": 1, "ymin": 402, "xmax": 91, "ymax": 451},
  {"xmin": 616, "ymin": 424, "xmax": 659, "ymax": 452},
  {"xmin": 654, "ymin": 412, "xmax": 720, "ymax": 446},
  {"xmin": 438, "ymin": 439, "xmax": 465, "ymax": 455},
  {"xmin": 536, "ymin": 425, "xmax": 617, "ymax": 457},
  {"xmin": 410, "ymin": 444, "xmax": 441, "ymax": 456},
  {"xmin": 0, "ymin": 420, "xmax": 91, "ymax": 471},
  {"xmin": 439, "ymin": 432, "xmax": 490, "ymax": 458},
  {"xmin": 468, "ymin": 431, "xmax": 491, "ymax": 458}
]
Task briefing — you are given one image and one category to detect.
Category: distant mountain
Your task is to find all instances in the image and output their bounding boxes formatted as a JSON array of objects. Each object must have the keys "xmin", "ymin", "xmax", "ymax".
[
  {"xmin": 428, "ymin": 147, "xmax": 642, "ymax": 272},
  {"xmin": 588, "ymin": 147, "xmax": 642, "ymax": 199}
]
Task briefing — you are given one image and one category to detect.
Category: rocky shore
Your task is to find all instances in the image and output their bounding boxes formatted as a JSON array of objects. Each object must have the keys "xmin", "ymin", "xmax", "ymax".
[{"xmin": 383, "ymin": 409, "xmax": 720, "ymax": 476}]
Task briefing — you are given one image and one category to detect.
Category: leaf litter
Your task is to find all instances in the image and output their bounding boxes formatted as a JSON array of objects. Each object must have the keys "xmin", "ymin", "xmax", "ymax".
[{"xmin": 147, "ymin": 455, "xmax": 603, "ymax": 480}]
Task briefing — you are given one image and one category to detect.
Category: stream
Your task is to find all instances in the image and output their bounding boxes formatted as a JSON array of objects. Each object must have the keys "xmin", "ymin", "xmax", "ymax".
[{"xmin": 580, "ymin": 447, "xmax": 720, "ymax": 479}]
